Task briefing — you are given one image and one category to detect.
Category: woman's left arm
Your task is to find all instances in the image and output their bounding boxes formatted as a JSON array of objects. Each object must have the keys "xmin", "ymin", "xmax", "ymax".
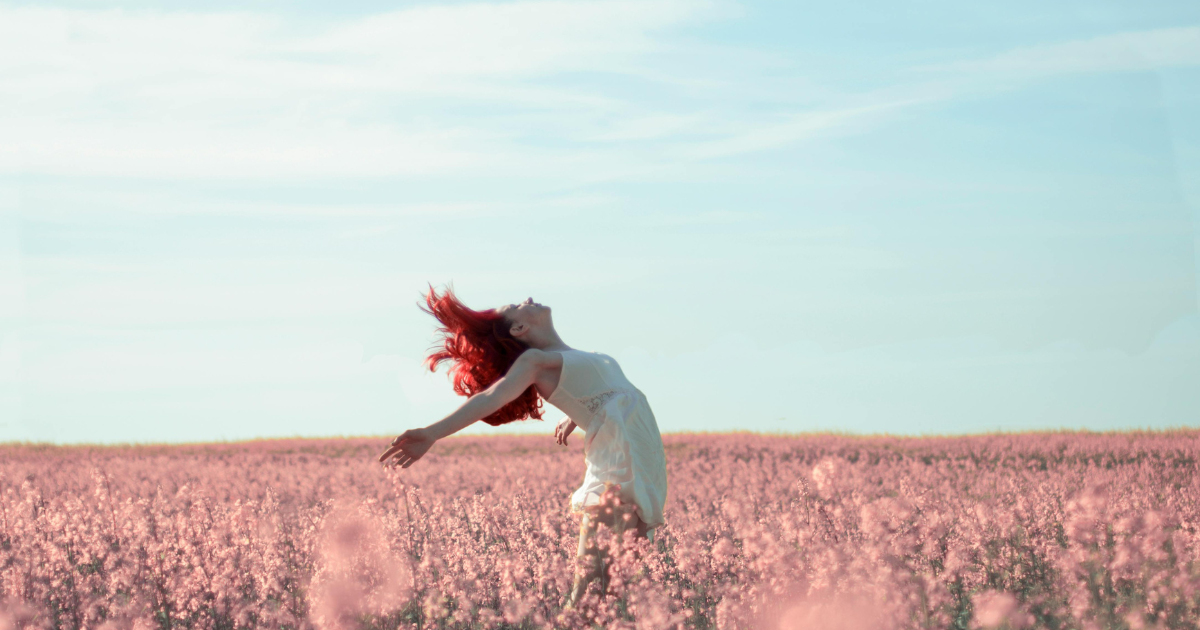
[{"xmin": 378, "ymin": 349, "xmax": 547, "ymax": 468}]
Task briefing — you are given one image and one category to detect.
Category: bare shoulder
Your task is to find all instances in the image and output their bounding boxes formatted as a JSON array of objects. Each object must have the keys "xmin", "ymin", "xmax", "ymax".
[{"xmin": 514, "ymin": 348, "xmax": 564, "ymax": 370}]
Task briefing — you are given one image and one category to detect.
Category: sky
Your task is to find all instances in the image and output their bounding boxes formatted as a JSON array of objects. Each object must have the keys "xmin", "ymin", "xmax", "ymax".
[{"xmin": 0, "ymin": 0, "xmax": 1198, "ymax": 444}]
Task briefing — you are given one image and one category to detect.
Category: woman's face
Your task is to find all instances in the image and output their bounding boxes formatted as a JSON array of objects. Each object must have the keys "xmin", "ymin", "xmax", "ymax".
[{"xmin": 497, "ymin": 297, "xmax": 551, "ymax": 333}]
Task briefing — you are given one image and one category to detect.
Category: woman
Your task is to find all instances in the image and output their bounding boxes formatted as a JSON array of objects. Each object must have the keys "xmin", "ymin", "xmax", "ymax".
[{"xmin": 378, "ymin": 286, "xmax": 669, "ymax": 605}]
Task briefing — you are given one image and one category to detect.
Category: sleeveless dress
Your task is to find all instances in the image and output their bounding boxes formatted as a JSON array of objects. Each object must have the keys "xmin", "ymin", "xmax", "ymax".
[{"xmin": 546, "ymin": 349, "xmax": 668, "ymax": 529}]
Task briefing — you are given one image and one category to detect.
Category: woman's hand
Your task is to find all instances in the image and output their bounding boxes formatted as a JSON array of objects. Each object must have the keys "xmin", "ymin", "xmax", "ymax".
[
  {"xmin": 378, "ymin": 428, "xmax": 436, "ymax": 468},
  {"xmin": 555, "ymin": 417, "xmax": 577, "ymax": 446}
]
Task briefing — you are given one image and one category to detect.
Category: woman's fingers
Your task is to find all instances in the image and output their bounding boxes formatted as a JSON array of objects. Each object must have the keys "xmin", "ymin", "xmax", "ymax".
[
  {"xmin": 382, "ymin": 444, "xmax": 424, "ymax": 468},
  {"xmin": 555, "ymin": 419, "xmax": 573, "ymax": 446},
  {"xmin": 378, "ymin": 445, "xmax": 401, "ymax": 462},
  {"xmin": 379, "ymin": 431, "xmax": 416, "ymax": 462},
  {"xmin": 386, "ymin": 451, "xmax": 413, "ymax": 468},
  {"xmin": 379, "ymin": 442, "xmax": 410, "ymax": 462}
]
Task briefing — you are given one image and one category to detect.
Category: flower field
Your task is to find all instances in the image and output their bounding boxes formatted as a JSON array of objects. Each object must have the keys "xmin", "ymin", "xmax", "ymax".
[{"xmin": 2, "ymin": 431, "xmax": 1199, "ymax": 630}]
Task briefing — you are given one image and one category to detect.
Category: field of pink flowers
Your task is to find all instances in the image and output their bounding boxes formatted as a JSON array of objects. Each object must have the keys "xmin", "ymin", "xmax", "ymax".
[{"xmin": 2, "ymin": 431, "xmax": 1199, "ymax": 630}]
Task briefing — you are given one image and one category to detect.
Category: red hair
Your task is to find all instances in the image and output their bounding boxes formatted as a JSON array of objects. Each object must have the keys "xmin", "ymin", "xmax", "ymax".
[{"xmin": 419, "ymin": 284, "xmax": 544, "ymax": 426}]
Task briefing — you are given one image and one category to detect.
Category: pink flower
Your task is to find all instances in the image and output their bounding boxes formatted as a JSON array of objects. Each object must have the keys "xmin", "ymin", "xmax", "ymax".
[{"xmin": 972, "ymin": 591, "xmax": 1031, "ymax": 629}]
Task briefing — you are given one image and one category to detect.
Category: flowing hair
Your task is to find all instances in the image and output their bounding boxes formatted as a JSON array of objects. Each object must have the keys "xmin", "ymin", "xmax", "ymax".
[{"xmin": 419, "ymin": 284, "xmax": 544, "ymax": 426}]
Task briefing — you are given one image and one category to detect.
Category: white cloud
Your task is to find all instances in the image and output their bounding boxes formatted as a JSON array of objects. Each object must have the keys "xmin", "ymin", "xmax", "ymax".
[
  {"xmin": 0, "ymin": 1, "xmax": 716, "ymax": 99},
  {"xmin": 578, "ymin": 113, "xmax": 713, "ymax": 142},
  {"xmin": 680, "ymin": 97, "xmax": 932, "ymax": 160},
  {"xmin": 682, "ymin": 25, "xmax": 1200, "ymax": 168},
  {"xmin": 300, "ymin": 0, "xmax": 716, "ymax": 80},
  {"xmin": 0, "ymin": 1, "xmax": 724, "ymax": 179},
  {"xmin": 25, "ymin": 257, "xmax": 405, "ymax": 326},
  {"xmin": 4, "ymin": 6, "xmax": 1196, "ymax": 185},
  {"xmin": 910, "ymin": 26, "xmax": 1200, "ymax": 78},
  {"xmin": 657, "ymin": 26, "xmax": 1200, "ymax": 164},
  {"xmin": 1, "ymin": 118, "xmax": 478, "ymax": 179},
  {"xmin": 338, "ymin": 224, "xmax": 396, "ymax": 239},
  {"xmin": 636, "ymin": 209, "xmax": 764, "ymax": 226},
  {"xmin": 19, "ymin": 182, "xmax": 612, "ymax": 219}
]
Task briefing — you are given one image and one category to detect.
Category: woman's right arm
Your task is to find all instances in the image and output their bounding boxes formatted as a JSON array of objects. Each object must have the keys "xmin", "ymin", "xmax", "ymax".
[{"xmin": 378, "ymin": 349, "xmax": 550, "ymax": 468}]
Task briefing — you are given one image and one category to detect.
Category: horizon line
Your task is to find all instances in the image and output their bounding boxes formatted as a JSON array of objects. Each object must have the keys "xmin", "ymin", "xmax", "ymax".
[{"xmin": 4, "ymin": 426, "xmax": 1199, "ymax": 449}]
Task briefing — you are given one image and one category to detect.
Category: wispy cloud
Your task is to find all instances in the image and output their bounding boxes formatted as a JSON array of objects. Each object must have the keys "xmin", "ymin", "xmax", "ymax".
[
  {"xmin": 2, "ymin": 5, "xmax": 1195, "ymax": 190},
  {"xmin": 679, "ymin": 97, "xmax": 933, "ymax": 160},
  {"xmin": 300, "ymin": 0, "xmax": 719, "ymax": 81},
  {"xmin": 0, "ymin": 1, "xmax": 724, "ymax": 179},
  {"xmin": 908, "ymin": 26, "xmax": 1200, "ymax": 78},
  {"xmin": 25, "ymin": 257, "xmax": 403, "ymax": 326},
  {"xmin": 672, "ymin": 25, "xmax": 1200, "ymax": 163},
  {"xmin": 18, "ymin": 183, "xmax": 612, "ymax": 219},
  {"xmin": 683, "ymin": 25, "xmax": 1200, "ymax": 165}
]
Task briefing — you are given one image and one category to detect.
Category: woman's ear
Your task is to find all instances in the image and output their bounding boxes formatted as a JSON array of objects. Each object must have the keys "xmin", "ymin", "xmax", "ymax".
[{"xmin": 509, "ymin": 321, "xmax": 529, "ymax": 338}]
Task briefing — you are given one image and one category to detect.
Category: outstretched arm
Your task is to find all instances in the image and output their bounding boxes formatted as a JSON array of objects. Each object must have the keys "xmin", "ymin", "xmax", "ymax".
[{"xmin": 379, "ymin": 350, "xmax": 547, "ymax": 468}]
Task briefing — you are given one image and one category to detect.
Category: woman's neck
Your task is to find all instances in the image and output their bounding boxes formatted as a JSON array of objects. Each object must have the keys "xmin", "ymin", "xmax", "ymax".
[{"xmin": 524, "ymin": 327, "xmax": 570, "ymax": 352}]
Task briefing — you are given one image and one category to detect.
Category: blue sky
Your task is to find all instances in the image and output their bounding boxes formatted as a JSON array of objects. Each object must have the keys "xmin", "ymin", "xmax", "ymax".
[{"xmin": 0, "ymin": 0, "xmax": 1197, "ymax": 443}]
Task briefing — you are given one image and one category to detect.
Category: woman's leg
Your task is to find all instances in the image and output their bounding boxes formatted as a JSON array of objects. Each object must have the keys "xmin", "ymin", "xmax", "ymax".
[
  {"xmin": 567, "ymin": 512, "xmax": 602, "ymax": 607},
  {"xmin": 567, "ymin": 506, "xmax": 650, "ymax": 607}
]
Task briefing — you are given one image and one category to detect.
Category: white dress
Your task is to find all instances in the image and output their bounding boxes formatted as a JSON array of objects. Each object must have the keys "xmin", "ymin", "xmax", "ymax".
[{"xmin": 546, "ymin": 349, "xmax": 668, "ymax": 529}]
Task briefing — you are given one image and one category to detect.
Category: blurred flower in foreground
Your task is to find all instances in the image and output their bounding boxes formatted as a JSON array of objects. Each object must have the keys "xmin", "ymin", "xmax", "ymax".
[
  {"xmin": 973, "ymin": 590, "xmax": 1032, "ymax": 629},
  {"xmin": 310, "ymin": 501, "xmax": 410, "ymax": 630},
  {"xmin": 811, "ymin": 457, "xmax": 840, "ymax": 498},
  {"xmin": 778, "ymin": 592, "xmax": 884, "ymax": 630}
]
